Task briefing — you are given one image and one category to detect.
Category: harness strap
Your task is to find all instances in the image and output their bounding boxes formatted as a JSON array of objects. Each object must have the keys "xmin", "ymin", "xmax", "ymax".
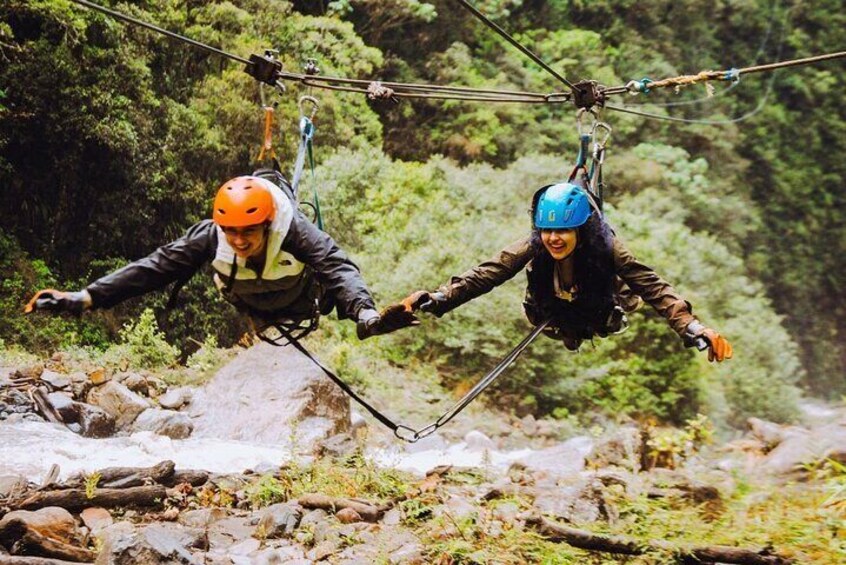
[
  {"xmin": 259, "ymin": 318, "xmax": 550, "ymax": 443},
  {"xmin": 267, "ymin": 322, "xmax": 401, "ymax": 433}
]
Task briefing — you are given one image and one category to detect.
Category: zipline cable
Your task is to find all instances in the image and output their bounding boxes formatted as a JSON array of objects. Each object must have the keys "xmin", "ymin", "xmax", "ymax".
[
  {"xmin": 68, "ymin": 0, "xmax": 251, "ymax": 66},
  {"xmin": 67, "ymin": 0, "xmax": 568, "ymax": 104},
  {"xmin": 629, "ymin": 0, "xmax": 782, "ymax": 108},
  {"xmin": 606, "ymin": 10, "xmax": 789, "ymax": 126},
  {"xmin": 451, "ymin": 0, "xmax": 577, "ymax": 92}
]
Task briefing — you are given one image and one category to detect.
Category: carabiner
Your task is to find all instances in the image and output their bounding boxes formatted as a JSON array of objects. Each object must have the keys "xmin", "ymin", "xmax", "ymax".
[
  {"xmin": 298, "ymin": 95, "xmax": 319, "ymax": 121},
  {"xmin": 592, "ymin": 121, "xmax": 612, "ymax": 149},
  {"xmin": 394, "ymin": 425, "xmax": 419, "ymax": 443},
  {"xmin": 576, "ymin": 107, "xmax": 599, "ymax": 137},
  {"xmin": 414, "ymin": 423, "xmax": 440, "ymax": 441}
]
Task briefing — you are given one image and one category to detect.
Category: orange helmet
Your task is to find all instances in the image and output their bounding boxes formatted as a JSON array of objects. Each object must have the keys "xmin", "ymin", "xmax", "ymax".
[{"xmin": 212, "ymin": 176, "xmax": 275, "ymax": 227}]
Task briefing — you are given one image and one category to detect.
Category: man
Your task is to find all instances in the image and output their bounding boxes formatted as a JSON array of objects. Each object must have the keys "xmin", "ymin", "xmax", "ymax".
[{"xmin": 26, "ymin": 174, "xmax": 413, "ymax": 340}]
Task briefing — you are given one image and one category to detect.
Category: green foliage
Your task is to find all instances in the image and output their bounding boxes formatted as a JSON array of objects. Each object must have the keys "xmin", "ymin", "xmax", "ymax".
[
  {"xmin": 245, "ymin": 474, "xmax": 289, "ymax": 508},
  {"xmin": 0, "ymin": 230, "xmax": 108, "ymax": 351},
  {"xmin": 101, "ymin": 308, "xmax": 179, "ymax": 370}
]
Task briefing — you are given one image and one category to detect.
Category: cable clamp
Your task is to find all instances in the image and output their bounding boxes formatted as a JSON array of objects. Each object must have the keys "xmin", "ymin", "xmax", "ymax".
[
  {"xmin": 723, "ymin": 68, "xmax": 741, "ymax": 82},
  {"xmin": 246, "ymin": 52, "xmax": 283, "ymax": 86},
  {"xmin": 367, "ymin": 81, "xmax": 398, "ymax": 103}
]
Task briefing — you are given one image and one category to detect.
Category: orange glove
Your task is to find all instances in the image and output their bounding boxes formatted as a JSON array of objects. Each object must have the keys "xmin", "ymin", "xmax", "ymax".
[
  {"xmin": 701, "ymin": 328, "xmax": 733, "ymax": 363},
  {"xmin": 686, "ymin": 321, "xmax": 733, "ymax": 363}
]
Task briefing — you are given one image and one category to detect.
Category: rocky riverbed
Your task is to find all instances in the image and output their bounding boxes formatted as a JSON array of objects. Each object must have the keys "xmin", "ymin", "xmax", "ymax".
[{"xmin": 1, "ymin": 343, "xmax": 844, "ymax": 564}]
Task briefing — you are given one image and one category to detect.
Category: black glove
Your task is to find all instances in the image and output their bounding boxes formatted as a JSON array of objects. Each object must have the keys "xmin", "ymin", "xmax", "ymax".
[
  {"xmin": 356, "ymin": 305, "xmax": 420, "ymax": 340},
  {"xmin": 24, "ymin": 289, "xmax": 91, "ymax": 315}
]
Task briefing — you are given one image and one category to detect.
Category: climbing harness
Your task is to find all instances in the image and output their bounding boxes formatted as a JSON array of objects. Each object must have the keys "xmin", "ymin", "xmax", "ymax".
[{"xmin": 261, "ymin": 318, "xmax": 550, "ymax": 443}]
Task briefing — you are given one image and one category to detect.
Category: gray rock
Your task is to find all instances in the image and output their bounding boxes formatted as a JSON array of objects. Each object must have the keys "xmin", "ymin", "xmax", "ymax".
[
  {"xmin": 314, "ymin": 433, "xmax": 356, "ymax": 459},
  {"xmin": 87, "ymin": 381, "xmax": 150, "ymax": 429},
  {"xmin": 131, "ymin": 408, "xmax": 194, "ymax": 439},
  {"xmin": 256, "ymin": 503, "xmax": 302, "ymax": 539},
  {"xmin": 206, "ymin": 515, "xmax": 255, "ymax": 551},
  {"xmin": 159, "ymin": 387, "xmax": 192, "ymax": 410},
  {"xmin": 189, "ymin": 342, "xmax": 351, "ymax": 445},
  {"xmin": 491, "ymin": 501, "xmax": 520, "ymax": 524},
  {"xmin": 299, "ymin": 508, "xmax": 328, "ymax": 529},
  {"xmin": 382, "ymin": 508, "xmax": 402, "ymax": 526},
  {"xmin": 748, "ymin": 417, "xmax": 806, "ymax": 451},
  {"xmin": 464, "ymin": 430, "xmax": 496, "ymax": 452},
  {"xmin": 178, "ymin": 508, "xmax": 228, "ymax": 529},
  {"xmin": 121, "ymin": 373, "xmax": 150, "ymax": 396},
  {"xmin": 46, "ymin": 392, "xmax": 115, "ymax": 437},
  {"xmin": 586, "ymin": 426, "xmax": 643, "ymax": 470},
  {"xmin": 95, "ymin": 521, "xmax": 202, "ymax": 565},
  {"xmin": 518, "ymin": 436, "xmax": 594, "ymax": 477},
  {"xmin": 40, "ymin": 370, "xmax": 71, "ymax": 390},
  {"xmin": 533, "ymin": 477, "xmax": 611, "ymax": 524}
]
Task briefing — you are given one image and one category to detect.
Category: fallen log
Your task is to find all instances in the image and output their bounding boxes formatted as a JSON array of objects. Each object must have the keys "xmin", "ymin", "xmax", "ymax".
[
  {"xmin": 160, "ymin": 470, "xmax": 208, "ymax": 488},
  {"xmin": 527, "ymin": 514, "xmax": 794, "ymax": 565},
  {"xmin": 13, "ymin": 486, "xmax": 166, "ymax": 513},
  {"xmin": 11, "ymin": 529, "xmax": 96, "ymax": 563},
  {"xmin": 298, "ymin": 493, "xmax": 381, "ymax": 522},
  {"xmin": 65, "ymin": 461, "xmax": 175, "ymax": 490},
  {"xmin": 0, "ymin": 557, "xmax": 89, "ymax": 565}
]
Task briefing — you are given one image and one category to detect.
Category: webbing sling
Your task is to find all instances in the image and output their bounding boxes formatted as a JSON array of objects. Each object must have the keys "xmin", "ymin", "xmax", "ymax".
[{"xmin": 262, "ymin": 318, "xmax": 550, "ymax": 443}]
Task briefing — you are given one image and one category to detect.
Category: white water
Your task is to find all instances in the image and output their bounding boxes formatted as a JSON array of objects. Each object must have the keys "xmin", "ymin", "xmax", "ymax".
[{"xmin": 0, "ymin": 420, "xmax": 540, "ymax": 482}]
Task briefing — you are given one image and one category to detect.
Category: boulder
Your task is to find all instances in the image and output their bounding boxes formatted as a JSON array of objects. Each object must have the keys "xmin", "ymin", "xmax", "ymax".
[
  {"xmin": 761, "ymin": 421, "xmax": 846, "ymax": 475},
  {"xmin": 533, "ymin": 477, "xmax": 612, "ymax": 524},
  {"xmin": 158, "ymin": 387, "xmax": 192, "ymax": 410},
  {"xmin": 131, "ymin": 408, "xmax": 194, "ymax": 439},
  {"xmin": 121, "ymin": 373, "xmax": 149, "ymax": 396},
  {"xmin": 255, "ymin": 503, "xmax": 302, "ymax": 539},
  {"xmin": 87, "ymin": 381, "xmax": 150, "ymax": 429},
  {"xmin": 39, "ymin": 370, "xmax": 71, "ymax": 391},
  {"xmin": 189, "ymin": 342, "xmax": 351, "ymax": 445},
  {"xmin": 517, "ymin": 436, "xmax": 594, "ymax": 477},
  {"xmin": 80, "ymin": 507, "xmax": 114, "ymax": 534},
  {"xmin": 0, "ymin": 507, "xmax": 79, "ymax": 546},
  {"xmin": 46, "ymin": 392, "xmax": 115, "ymax": 438},
  {"xmin": 747, "ymin": 417, "xmax": 806, "ymax": 451},
  {"xmin": 88, "ymin": 368, "xmax": 109, "ymax": 385},
  {"xmin": 314, "ymin": 432, "xmax": 356, "ymax": 459},
  {"xmin": 586, "ymin": 426, "xmax": 644, "ymax": 470},
  {"xmin": 464, "ymin": 430, "xmax": 496, "ymax": 452},
  {"xmin": 95, "ymin": 521, "xmax": 203, "ymax": 565}
]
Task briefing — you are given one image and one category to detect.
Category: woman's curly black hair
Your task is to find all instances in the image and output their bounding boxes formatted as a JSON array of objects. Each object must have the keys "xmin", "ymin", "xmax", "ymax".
[{"xmin": 527, "ymin": 197, "xmax": 617, "ymax": 331}]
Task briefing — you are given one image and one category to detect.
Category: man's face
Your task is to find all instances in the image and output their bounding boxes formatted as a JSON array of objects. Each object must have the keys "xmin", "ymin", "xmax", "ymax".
[
  {"xmin": 540, "ymin": 229, "xmax": 578, "ymax": 261},
  {"xmin": 222, "ymin": 224, "xmax": 267, "ymax": 258}
]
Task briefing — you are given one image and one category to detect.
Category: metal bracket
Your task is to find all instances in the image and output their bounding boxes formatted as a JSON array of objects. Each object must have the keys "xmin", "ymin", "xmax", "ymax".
[
  {"xmin": 304, "ymin": 58, "xmax": 321, "ymax": 76},
  {"xmin": 571, "ymin": 80, "xmax": 605, "ymax": 109},
  {"xmin": 245, "ymin": 50, "xmax": 283, "ymax": 86}
]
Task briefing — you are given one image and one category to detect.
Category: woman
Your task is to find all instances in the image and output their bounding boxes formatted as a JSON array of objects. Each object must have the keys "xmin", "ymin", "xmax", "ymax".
[{"xmin": 402, "ymin": 182, "xmax": 732, "ymax": 361}]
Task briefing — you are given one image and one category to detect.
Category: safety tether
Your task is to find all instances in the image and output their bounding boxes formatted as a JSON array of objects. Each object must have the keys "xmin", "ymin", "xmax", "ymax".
[
  {"xmin": 260, "ymin": 318, "xmax": 550, "ymax": 443},
  {"xmin": 568, "ymin": 108, "xmax": 611, "ymax": 213},
  {"xmin": 291, "ymin": 96, "xmax": 324, "ymax": 230}
]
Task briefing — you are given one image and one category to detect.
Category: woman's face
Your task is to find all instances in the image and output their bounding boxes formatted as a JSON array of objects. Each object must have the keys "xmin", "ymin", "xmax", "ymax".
[
  {"xmin": 541, "ymin": 229, "xmax": 578, "ymax": 261},
  {"xmin": 222, "ymin": 223, "xmax": 268, "ymax": 258}
]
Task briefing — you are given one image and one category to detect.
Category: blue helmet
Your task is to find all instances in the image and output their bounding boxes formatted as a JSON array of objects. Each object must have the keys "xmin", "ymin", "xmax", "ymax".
[{"xmin": 533, "ymin": 183, "xmax": 592, "ymax": 229}]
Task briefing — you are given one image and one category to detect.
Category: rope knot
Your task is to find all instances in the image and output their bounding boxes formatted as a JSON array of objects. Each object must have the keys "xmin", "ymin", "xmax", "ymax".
[{"xmin": 367, "ymin": 81, "xmax": 398, "ymax": 103}]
